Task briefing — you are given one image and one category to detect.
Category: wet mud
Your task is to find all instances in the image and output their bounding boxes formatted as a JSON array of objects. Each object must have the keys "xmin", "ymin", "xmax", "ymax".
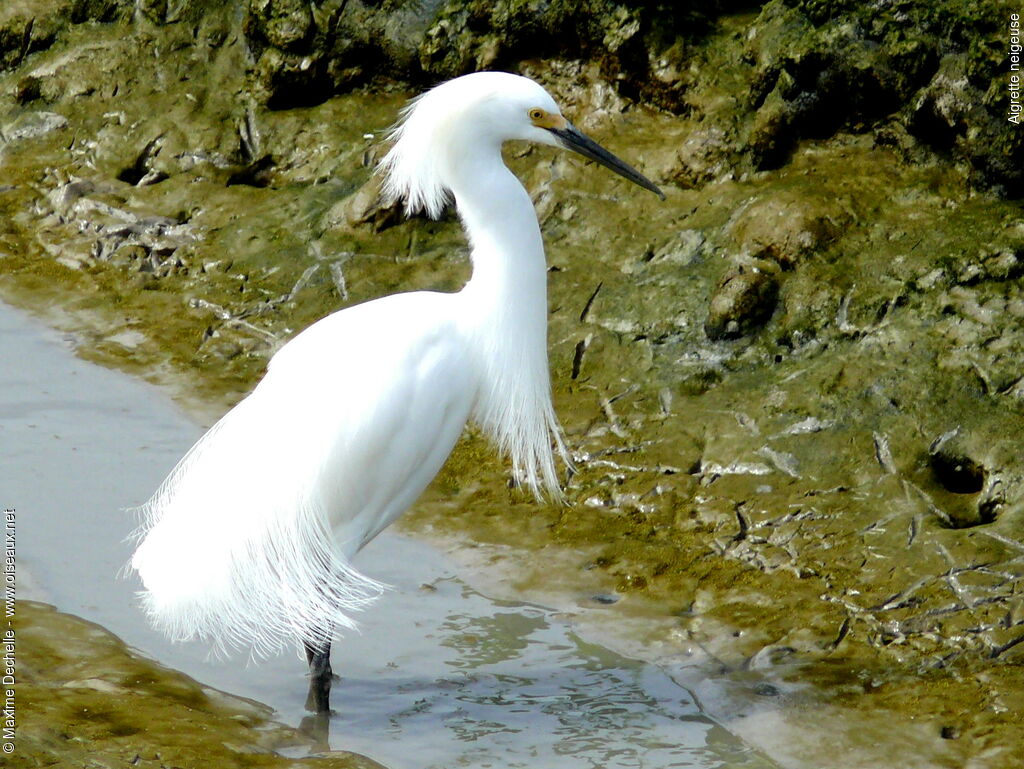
[
  {"xmin": 10, "ymin": 601, "xmax": 381, "ymax": 768},
  {"xmin": 2, "ymin": 2, "xmax": 1023, "ymax": 767}
]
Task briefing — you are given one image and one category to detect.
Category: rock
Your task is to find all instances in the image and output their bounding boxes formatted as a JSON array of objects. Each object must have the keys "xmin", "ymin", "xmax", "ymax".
[
  {"xmin": 334, "ymin": 177, "xmax": 405, "ymax": 232},
  {"xmin": 227, "ymin": 0, "xmax": 1024, "ymax": 197},
  {"xmin": 68, "ymin": 0, "xmax": 134, "ymax": 24},
  {"xmin": 953, "ymin": 248, "xmax": 1024, "ymax": 287},
  {"xmin": 0, "ymin": 4, "xmax": 62, "ymax": 71},
  {"xmin": 911, "ymin": 54, "xmax": 1024, "ymax": 195},
  {"xmin": 14, "ymin": 74, "xmax": 41, "ymax": 103},
  {"xmin": 250, "ymin": 45, "xmax": 324, "ymax": 109},
  {"xmin": 747, "ymin": 90, "xmax": 792, "ymax": 171},
  {"xmin": 247, "ymin": 0, "xmax": 315, "ymax": 52},
  {"xmin": 735, "ymin": 1, "xmax": 1018, "ymax": 194},
  {"xmin": 137, "ymin": 0, "xmax": 170, "ymax": 24},
  {"xmin": 651, "ymin": 229, "xmax": 705, "ymax": 265},
  {"xmin": 705, "ymin": 261, "xmax": 779, "ymax": 341},
  {"xmin": 109, "ymin": 243, "xmax": 148, "ymax": 267},
  {"xmin": 670, "ymin": 126, "xmax": 732, "ymax": 188},
  {"xmin": 3, "ymin": 109, "xmax": 67, "ymax": 141},
  {"xmin": 726, "ymin": 191, "xmax": 848, "ymax": 268}
]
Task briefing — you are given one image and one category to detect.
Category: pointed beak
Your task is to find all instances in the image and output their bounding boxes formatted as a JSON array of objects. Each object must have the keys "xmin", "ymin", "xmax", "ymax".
[{"xmin": 548, "ymin": 122, "xmax": 665, "ymax": 200}]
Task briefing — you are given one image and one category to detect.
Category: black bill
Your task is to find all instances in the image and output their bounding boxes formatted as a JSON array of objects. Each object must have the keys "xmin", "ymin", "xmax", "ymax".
[{"xmin": 549, "ymin": 123, "xmax": 665, "ymax": 200}]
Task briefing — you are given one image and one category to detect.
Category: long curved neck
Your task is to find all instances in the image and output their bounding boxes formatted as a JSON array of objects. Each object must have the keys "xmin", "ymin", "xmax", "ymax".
[
  {"xmin": 446, "ymin": 144, "xmax": 564, "ymax": 498},
  {"xmin": 449, "ymin": 147, "xmax": 547, "ymax": 316}
]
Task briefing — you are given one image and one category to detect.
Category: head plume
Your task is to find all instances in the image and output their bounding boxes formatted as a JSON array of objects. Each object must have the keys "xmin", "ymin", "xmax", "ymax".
[
  {"xmin": 378, "ymin": 85, "xmax": 457, "ymax": 220},
  {"xmin": 377, "ymin": 73, "xmax": 561, "ymax": 220}
]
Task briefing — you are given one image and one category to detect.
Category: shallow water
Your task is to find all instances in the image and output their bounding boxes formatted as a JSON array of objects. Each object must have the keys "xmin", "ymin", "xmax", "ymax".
[{"xmin": 0, "ymin": 300, "xmax": 774, "ymax": 768}]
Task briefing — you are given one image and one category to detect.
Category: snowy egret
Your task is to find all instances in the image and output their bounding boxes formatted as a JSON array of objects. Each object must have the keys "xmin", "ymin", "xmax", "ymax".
[{"xmin": 130, "ymin": 71, "xmax": 663, "ymax": 713}]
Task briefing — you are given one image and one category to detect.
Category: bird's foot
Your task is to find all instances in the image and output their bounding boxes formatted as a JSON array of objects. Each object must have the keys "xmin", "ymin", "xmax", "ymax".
[{"xmin": 305, "ymin": 670, "xmax": 334, "ymax": 715}]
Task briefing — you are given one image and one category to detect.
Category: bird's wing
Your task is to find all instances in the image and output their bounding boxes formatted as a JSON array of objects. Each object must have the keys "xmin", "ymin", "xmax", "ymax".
[
  {"xmin": 263, "ymin": 290, "xmax": 478, "ymax": 550},
  {"xmin": 131, "ymin": 290, "xmax": 477, "ymax": 655}
]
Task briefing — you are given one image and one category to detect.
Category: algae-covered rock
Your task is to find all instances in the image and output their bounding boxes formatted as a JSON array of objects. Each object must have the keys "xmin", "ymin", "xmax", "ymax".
[
  {"xmin": 705, "ymin": 261, "xmax": 779, "ymax": 340},
  {"xmin": 4, "ymin": 0, "xmax": 1018, "ymax": 193},
  {"xmin": 11, "ymin": 602, "xmax": 381, "ymax": 769},
  {"xmin": 725, "ymin": 188, "xmax": 849, "ymax": 268}
]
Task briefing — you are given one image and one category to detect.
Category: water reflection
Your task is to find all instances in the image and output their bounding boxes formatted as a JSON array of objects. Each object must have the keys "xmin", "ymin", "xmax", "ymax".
[
  {"xmin": 2, "ymin": 301, "xmax": 774, "ymax": 769},
  {"xmin": 287, "ymin": 576, "xmax": 771, "ymax": 768}
]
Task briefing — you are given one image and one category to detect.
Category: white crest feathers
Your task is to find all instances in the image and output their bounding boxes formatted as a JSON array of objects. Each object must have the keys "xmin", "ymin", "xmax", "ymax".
[{"xmin": 378, "ymin": 89, "xmax": 454, "ymax": 219}]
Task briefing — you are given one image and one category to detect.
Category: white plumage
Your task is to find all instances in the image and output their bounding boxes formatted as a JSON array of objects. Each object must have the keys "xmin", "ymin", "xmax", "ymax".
[{"xmin": 130, "ymin": 72, "xmax": 661, "ymax": 667}]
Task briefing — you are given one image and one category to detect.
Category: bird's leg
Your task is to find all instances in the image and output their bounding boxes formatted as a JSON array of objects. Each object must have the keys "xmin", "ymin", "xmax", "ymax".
[{"xmin": 304, "ymin": 637, "xmax": 333, "ymax": 714}]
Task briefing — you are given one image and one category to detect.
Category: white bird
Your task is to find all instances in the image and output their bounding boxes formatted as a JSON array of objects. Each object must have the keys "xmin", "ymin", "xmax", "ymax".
[{"xmin": 130, "ymin": 71, "xmax": 662, "ymax": 713}]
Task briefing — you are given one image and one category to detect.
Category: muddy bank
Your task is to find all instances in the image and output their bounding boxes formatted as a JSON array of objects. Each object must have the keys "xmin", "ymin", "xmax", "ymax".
[
  {"xmin": 1, "ymin": 1, "xmax": 1023, "ymax": 767},
  {"xmin": 10, "ymin": 601, "xmax": 379, "ymax": 768},
  {"xmin": 0, "ymin": 294, "xmax": 761, "ymax": 769}
]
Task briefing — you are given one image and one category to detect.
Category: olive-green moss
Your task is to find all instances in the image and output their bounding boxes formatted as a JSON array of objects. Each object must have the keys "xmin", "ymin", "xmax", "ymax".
[
  {"xmin": 10, "ymin": 602, "xmax": 382, "ymax": 768},
  {"xmin": 3, "ymin": 0, "xmax": 1018, "ymax": 192},
  {"xmin": 2, "ymin": 1, "xmax": 1024, "ymax": 766}
]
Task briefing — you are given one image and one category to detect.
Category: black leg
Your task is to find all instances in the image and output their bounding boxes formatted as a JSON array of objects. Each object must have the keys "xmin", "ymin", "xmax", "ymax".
[{"xmin": 304, "ymin": 638, "xmax": 333, "ymax": 714}]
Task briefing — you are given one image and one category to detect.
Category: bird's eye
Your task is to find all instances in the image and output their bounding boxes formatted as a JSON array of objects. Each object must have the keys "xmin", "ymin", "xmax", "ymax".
[{"xmin": 529, "ymin": 108, "xmax": 545, "ymax": 121}]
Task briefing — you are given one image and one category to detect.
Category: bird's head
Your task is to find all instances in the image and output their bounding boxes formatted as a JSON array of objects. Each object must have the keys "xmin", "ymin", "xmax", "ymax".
[{"xmin": 380, "ymin": 72, "xmax": 663, "ymax": 219}]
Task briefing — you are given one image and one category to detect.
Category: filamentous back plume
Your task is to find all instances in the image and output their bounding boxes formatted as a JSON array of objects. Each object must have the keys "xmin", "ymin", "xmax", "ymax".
[{"xmin": 129, "ymin": 71, "xmax": 662, "ymax": 714}]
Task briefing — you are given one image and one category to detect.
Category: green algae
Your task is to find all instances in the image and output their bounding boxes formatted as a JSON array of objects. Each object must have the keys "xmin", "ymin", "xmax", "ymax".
[
  {"xmin": 10, "ymin": 602, "xmax": 381, "ymax": 768},
  {"xmin": 2, "ymin": 2, "xmax": 1024, "ymax": 767}
]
